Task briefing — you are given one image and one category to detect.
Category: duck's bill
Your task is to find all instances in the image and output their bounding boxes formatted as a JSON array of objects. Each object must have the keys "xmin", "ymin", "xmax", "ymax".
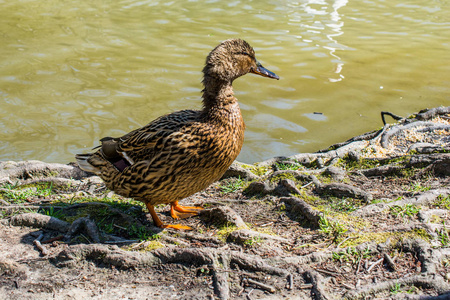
[{"xmin": 251, "ymin": 62, "xmax": 279, "ymax": 80}]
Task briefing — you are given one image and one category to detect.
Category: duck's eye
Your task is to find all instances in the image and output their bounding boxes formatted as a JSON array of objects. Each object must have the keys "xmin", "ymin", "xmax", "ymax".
[{"xmin": 236, "ymin": 51, "xmax": 252, "ymax": 58}]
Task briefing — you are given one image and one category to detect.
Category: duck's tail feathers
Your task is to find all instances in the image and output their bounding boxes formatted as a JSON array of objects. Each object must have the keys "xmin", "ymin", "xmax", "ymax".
[{"xmin": 75, "ymin": 154, "xmax": 101, "ymax": 175}]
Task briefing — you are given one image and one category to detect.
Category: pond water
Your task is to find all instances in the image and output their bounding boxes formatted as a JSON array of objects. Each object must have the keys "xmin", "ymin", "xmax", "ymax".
[{"xmin": 0, "ymin": 0, "xmax": 449, "ymax": 164}]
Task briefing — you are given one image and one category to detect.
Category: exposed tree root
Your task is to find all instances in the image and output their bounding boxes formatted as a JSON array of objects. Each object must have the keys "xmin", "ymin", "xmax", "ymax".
[
  {"xmin": 10, "ymin": 213, "xmax": 71, "ymax": 232},
  {"xmin": 399, "ymin": 239, "xmax": 442, "ymax": 275},
  {"xmin": 54, "ymin": 241, "xmax": 288, "ymax": 300},
  {"xmin": 281, "ymin": 196, "xmax": 323, "ymax": 226},
  {"xmin": 356, "ymin": 165, "xmax": 404, "ymax": 177},
  {"xmin": 380, "ymin": 121, "xmax": 437, "ymax": 148},
  {"xmin": 0, "ymin": 160, "xmax": 87, "ymax": 185},
  {"xmin": 213, "ymin": 268, "xmax": 230, "ymax": 300},
  {"xmin": 222, "ymin": 162, "xmax": 261, "ymax": 180},
  {"xmin": 351, "ymin": 188, "xmax": 450, "ymax": 218},
  {"xmin": 315, "ymin": 182, "xmax": 373, "ymax": 202},
  {"xmin": 229, "ymin": 251, "xmax": 289, "ymax": 276},
  {"xmin": 244, "ymin": 180, "xmax": 277, "ymax": 195},
  {"xmin": 227, "ymin": 229, "xmax": 291, "ymax": 245},
  {"xmin": 344, "ymin": 275, "xmax": 450, "ymax": 299},
  {"xmin": 64, "ymin": 217, "xmax": 101, "ymax": 243},
  {"xmin": 200, "ymin": 206, "xmax": 248, "ymax": 229},
  {"xmin": 416, "ymin": 106, "xmax": 450, "ymax": 121},
  {"xmin": 55, "ymin": 244, "xmax": 159, "ymax": 268},
  {"xmin": 2, "ymin": 106, "xmax": 449, "ymax": 299},
  {"xmin": 305, "ymin": 270, "xmax": 332, "ymax": 300}
]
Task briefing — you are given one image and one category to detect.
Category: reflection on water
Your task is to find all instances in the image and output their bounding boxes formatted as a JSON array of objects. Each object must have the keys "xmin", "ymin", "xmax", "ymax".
[
  {"xmin": 0, "ymin": 0, "xmax": 449, "ymax": 164},
  {"xmin": 291, "ymin": 0, "xmax": 348, "ymax": 82}
]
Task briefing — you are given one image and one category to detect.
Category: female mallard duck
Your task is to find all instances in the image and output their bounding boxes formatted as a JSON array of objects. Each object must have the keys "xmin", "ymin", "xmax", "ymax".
[{"xmin": 76, "ymin": 39, "xmax": 279, "ymax": 230}]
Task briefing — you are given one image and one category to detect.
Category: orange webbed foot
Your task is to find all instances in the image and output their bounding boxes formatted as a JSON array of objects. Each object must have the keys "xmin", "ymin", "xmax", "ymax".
[
  {"xmin": 170, "ymin": 201, "xmax": 203, "ymax": 220},
  {"xmin": 145, "ymin": 203, "xmax": 193, "ymax": 231},
  {"xmin": 161, "ymin": 224, "xmax": 193, "ymax": 230}
]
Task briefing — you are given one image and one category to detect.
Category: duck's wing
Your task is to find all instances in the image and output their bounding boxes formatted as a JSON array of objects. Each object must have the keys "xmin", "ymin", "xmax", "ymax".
[{"xmin": 99, "ymin": 110, "xmax": 201, "ymax": 167}]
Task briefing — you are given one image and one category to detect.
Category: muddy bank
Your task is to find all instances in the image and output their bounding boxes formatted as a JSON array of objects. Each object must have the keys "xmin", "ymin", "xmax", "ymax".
[{"xmin": 0, "ymin": 106, "xmax": 449, "ymax": 299}]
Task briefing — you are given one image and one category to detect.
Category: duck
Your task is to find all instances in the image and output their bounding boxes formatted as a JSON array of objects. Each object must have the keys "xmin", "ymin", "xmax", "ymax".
[{"xmin": 76, "ymin": 39, "xmax": 279, "ymax": 230}]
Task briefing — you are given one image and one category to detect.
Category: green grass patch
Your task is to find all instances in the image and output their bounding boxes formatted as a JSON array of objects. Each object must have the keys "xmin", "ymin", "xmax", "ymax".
[
  {"xmin": 389, "ymin": 204, "xmax": 421, "ymax": 218},
  {"xmin": 434, "ymin": 195, "xmax": 450, "ymax": 210},
  {"xmin": 332, "ymin": 245, "xmax": 372, "ymax": 263},
  {"xmin": 274, "ymin": 161, "xmax": 302, "ymax": 171},
  {"xmin": 218, "ymin": 177, "xmax": 245, "ymax": 194},
  {"xmin": 319, "ymin": 215, "xmax": 348, "ymax": 241},
  {"xmin": 269, "ymin": 172, "xmax": 297, "ymax": 183},
  {"xmin": 243, "ymin": 236, "xmax": 263, "ymax": 247},
  {"xmin": 324, "ymin": 197, "xmax": 363, "ymax": 213},
  {"xmin": 408, "ymin": 182, "xmax": 431, "ymax": 193},
  {"xmin": 0, "ymin": 182, "xmax": 54, "ymax": 203},
  {"xmin": 338, "ymin": 229, "xmax": 431, "ymax": 248},
  {"xmin": 215, "ymin": 224, "xmax": 239, "ymax": 241},
  {"xmin": 245, "ymin": 165, "xmax": 269, "ymax": 177},
  {"xmin": 42, "ymin": 206, "xmax": 65, "ymax": 219},
  {"xmin": 336, "ymin": 154, "xmax": 410, "ymax": 172},
  {"xmin": 436, "ymin": 221, "xmax": 449, "ymax": 246}
]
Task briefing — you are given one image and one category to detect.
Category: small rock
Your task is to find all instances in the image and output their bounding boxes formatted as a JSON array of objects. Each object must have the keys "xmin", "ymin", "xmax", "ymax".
[
  {"xmin": 199, "ymin": 206, "xmax": 248, "ymax": 229},
  {"xmin": 279, "ymin": 179, "xmax": 301, "ymax": 196},
  {"xmin": 316, "ymin": 183, "xmax": 373, "ymax": 202},
  {"xmin": 316, "ymin": 158, "xmax": 324, "ymax": 168},
  {"xmin": 347, "ymin": 151, "xmax": 361, "ymax": 162},
  {"xmin": 322, "ymin": 166, "xmax": 346, "ymax": 182},
  {"xmin": 222, "ymin": 162, "xmax": 260, "ymax": 180},
  {"xmin": 244, "ymin": 181, "xmax": 275, "ymax": 195},
  {"xmin": 408, "ymin": 142, "xmax": 450, "ymax": 154}
]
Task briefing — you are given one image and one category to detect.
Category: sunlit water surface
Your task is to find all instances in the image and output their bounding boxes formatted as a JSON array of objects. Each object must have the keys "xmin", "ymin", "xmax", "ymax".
[{"xmin": 0, "ymin": 0, "xmax": 449, "ymax": 164}]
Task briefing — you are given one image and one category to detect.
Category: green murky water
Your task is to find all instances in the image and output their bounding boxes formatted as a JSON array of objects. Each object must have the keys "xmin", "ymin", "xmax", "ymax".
[{"xmin": 0, "ymin": 0, "xmax": 449, "ymax": 164}]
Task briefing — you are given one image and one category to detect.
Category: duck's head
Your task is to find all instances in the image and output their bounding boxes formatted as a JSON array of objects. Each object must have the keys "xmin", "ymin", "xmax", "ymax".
[{"xmin": 203, "ymin": 39, "xmax": 279, "ymax": 83}]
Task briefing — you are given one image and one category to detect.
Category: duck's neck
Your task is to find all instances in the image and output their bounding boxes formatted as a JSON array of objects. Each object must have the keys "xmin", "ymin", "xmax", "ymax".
[{"xmin": 201, "ymin": 76, "xmax": 238, "ymax": 117}]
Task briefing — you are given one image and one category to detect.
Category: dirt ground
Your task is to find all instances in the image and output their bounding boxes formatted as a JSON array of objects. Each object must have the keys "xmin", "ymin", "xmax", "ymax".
[{"xmin": 0, "ymin": 107, "xmax": 449, "ymax": 299}]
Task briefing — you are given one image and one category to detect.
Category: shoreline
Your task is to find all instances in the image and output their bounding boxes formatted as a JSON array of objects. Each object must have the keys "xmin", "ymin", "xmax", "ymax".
[{"xmin": 0, "ymin": 106, "xmax": 449, "ymax": 299}]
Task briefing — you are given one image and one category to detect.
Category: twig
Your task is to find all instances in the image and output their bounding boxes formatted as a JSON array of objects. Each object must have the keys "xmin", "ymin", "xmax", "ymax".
[
  {"xmin": 299, "ymin": 283, "xmax": 313, "ymax": 289},
  {"xmin": 246, "ymin": 288, "xmax": 254, "ymax": 300},
  {"xmin": 245, "ymin": 278, "xmax": 276, "ymax": 293},
  {"xmin": 383, "ymin": 253, "xmax": 396, "ymax": 271},
  {"xmin": 367, "ymin": 257, "xmax": 383, "ymax": 273},
  {"xmin": 314, "ymin": 268, "xmax": 339, "ymax": 277},
  {"xmin": 381, "ymin": 111, "xmax": 404, "ymax": 125},
  {"xmin": 356, "ymin": 253, "xmax": 363, "ymax": 274},
  {"xmin": 300, "ymin": 181, "xmax": 314, "ymax": 189},
  {"xmin": 258, "ymin": 221, "xmax": 274, "ymax": 227},
  {"xmin": 287, "ymin": 273, "xmax": 293, "ymax": 290},
  {"xmin": 113, "ymin": 224, "xmax": 127, "ymax": 230},
  {"xmin": 33, "ymin": 232, "xmax": 48, "ymax": 256},
  {"xmin": 341, "ymin": 282, "xmax": 355, "ymax": 290},
  {"xmin": 41, "ymin": 235, "xmax": 64, "ymax": 244},
  {"xmin": 129, "ymin": 240, "xmax": 146, "ymax": 250}
]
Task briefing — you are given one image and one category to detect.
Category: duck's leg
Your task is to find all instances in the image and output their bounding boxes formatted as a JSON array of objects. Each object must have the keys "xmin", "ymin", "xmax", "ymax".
[
  {"xmin": 145, "ymin": 203, "xmax": 192, "ymax": 230},
  {"xmin": 170, "ymin": 201, "xmax": 203, "ymax": 220}
]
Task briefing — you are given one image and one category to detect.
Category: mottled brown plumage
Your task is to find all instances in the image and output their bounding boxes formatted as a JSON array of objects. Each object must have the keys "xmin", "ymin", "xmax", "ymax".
[{"xmin": 76, "ymin": 39, "xmax": 279, "ymax": 230}]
